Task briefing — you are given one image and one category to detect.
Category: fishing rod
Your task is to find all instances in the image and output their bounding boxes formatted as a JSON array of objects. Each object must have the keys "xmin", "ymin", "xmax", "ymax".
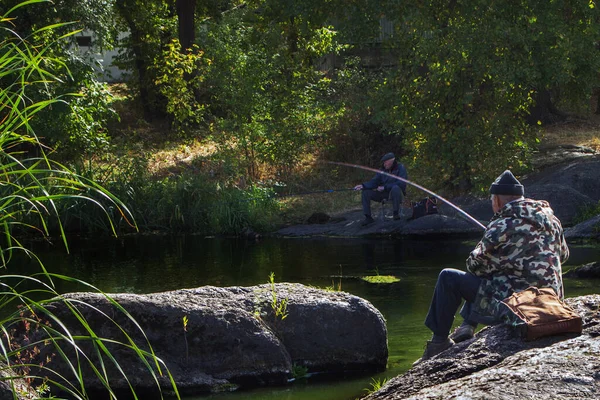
[
  {"xmin": 328, "ymin": 161, "xmax": 487, "ymax": 231},
  {"xmin": 225, "ymin": 187, "xmax": 355, "ymax": 204},
  {"xmin": 275, "ymin": 188, "xmax": 355, "ymax": 198}
]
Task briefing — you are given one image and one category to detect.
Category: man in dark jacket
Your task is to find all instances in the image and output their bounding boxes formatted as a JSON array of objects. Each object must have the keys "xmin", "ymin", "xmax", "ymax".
[
  {"xmin": 353, "ymin": 152, "xmax": 408, "ymax": 226},
  {"xmin": 415, "ymin": 170, "xmax": 569, "ymax": 364}
]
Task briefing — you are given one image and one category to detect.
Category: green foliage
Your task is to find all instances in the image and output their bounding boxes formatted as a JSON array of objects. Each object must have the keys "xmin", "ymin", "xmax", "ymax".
[
  {"xmin": 3, "ymin": 0, "xmax": 118, "ymax": 49},
  {"xmin": 0, "ymin": 3, "xmax": 178, "ymax": 398},
  {"xmin": 200, "ymin": 5, "xmax": 343, "ymax": 179},
  {"xmin": 377, "ymin": 0, "xmax": 600, "ymax": 193},
  {"xmin": 292, "ymin": 363, "xmax": 309, "ymax": 379},
  {"xmin": 573, "ymin": 201, "xmax": 600, "ymax": 226},
  {"xmin": 153, "ymin": 40, "xmax": 210, "ymax": 131},
  {"xmin": 268, "ymin": 272, "xmax": 289, "ymax": 321},
  {"xmin": 364, "ymin": 376, "xmax": 389, "ymax": 394},
  {"xmin": 113, "ymin": 0, "xmax": 178, "ymax": 117},
  {"xmin": 0, "ymin": 3, "xmax": 134, "ymax": 249},
  {"xmin": 252, "ymin": 272, "xmax": 289, "ymax": 334},
  {"xmin": 324, "ymin": 278, "xmax": 343, "ymax": 292},
  {"xmin": 32, "ymin": 76, "xmax": 117, "ymax": 161},
  {"xmin": 74, "ymin": 151, "xmax": 281, "ymax": 235},
  {"xmin": 182, "ymin": 315, "xmax": 189, "ymax": 363},
  {"xmin": 2, "ymin": 0, "xmax": 119, "ymax": 162},
  {"xmin": 323, "ymin": 56, "xmax": 404, "ymax": 166}
]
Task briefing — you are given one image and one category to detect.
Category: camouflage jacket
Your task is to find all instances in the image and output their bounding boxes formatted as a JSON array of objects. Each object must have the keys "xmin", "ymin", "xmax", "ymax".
[{"xmin": 466, "ymin": 198, "xmax": 569, "ymax": 323}]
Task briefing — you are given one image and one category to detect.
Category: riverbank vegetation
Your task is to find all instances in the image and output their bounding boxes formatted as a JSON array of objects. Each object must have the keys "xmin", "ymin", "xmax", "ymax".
[
  {"xmin": 4, "ymin": 0, "xmax": 600, "ymax": 238},
  {"xmin": 0, "ymin": 2, "xmax": 178, "ymax": 397}
]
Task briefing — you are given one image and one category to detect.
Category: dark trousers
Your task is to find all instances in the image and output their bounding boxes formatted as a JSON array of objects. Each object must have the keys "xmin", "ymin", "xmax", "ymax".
[
  {"xmin": 424, "ymin": 268, "xmax": 482, "ymax": 337},
  {"xmin": 361, "ymin": 186, "xmax": 403, "ymax": 216}
]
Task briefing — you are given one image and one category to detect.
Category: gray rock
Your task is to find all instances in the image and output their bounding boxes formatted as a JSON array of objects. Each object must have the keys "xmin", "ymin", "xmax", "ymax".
[
  {"xmin": 403, "ymin": 214, "xmax": 483, "ymax": 236},
  {"xmin": 365, "ymin": 295, "xmax": 600, "ymax": 400},
  {"xmin": 531, "ymin": 144, "xmax": 598, "ymax": 170},
  {"xmin": 522, "ymin": 158, "xmax": 600, "ymax": 201},
  {"xmin": 306, "ymin": 212, "xmax": 331, "ymax": 224},
  {"xmin": 13, "ymin": 284, "xmax": 387, "ymax": 396},
  {"xmin": 565, "ymin": 215, "xmax": 600, "ymax": 240},
  {"xmin": 443, "ymin": 185, "xmax": 594, "ymax": 227},
  {"xmin": 449, "ymin": 197, "xmax": 494, "ymax": 222},
  {"xmin": 564, "ymin": 261, "xmax": 600, "ymax": 279},
  {"xmin": 527, "ymin": 184, "xmax": 596, "ymax": 226},
  {"xmin": 276, "ymin": 208, "xmax": 483, "ymax": 238},
  {"xmin": 0, "ymin": 365, "xmax": 38, "ymax": 400},
  {"xmin": 264, "ymin": 284, "xmax": 388, "ymax": 372}
]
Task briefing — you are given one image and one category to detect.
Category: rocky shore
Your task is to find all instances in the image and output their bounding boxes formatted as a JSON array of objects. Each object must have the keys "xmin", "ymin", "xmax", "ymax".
[
  {"xmin": 275, "ymin": 154, "xmax": 600, "ymax": 241},
  {"xmin": 363, "ymin": 294, "xmax": 600, "ymax": 400}
]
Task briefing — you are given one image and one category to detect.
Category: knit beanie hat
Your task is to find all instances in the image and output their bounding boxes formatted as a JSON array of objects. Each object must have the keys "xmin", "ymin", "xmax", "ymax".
[
  {"xmin": 380, "ymin": 152, "xmax": 395, "ymax": 163},
  {"xmin": 489, "ymin": 170, "xmax": 524, "ymax": 196}
]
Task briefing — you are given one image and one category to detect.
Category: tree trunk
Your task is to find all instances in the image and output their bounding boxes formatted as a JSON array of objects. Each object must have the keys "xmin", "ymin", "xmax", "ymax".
[
  {"xmin": 526, "ymin": 88, "xmax": 567, "ymax": 126},
  {"xmin": 176, "ymin": 0, "xmax": 197, "ymax": 51}
]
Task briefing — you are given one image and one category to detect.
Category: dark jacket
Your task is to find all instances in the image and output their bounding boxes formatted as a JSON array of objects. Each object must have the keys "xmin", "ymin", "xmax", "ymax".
[
  {"xmin": 362, "ymin": 161, "xmax": 408, "ymax": 194},
  {"xmin": 466, "ymin": 198, "xmax": 569, "ymax": 323}
]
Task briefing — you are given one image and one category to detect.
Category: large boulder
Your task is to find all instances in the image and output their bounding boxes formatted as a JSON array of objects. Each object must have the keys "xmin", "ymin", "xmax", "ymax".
[
  {"xmin": 522, "ymin": 157, "xmax": 600, "ymax": 201},
  {"xmin": 531, "ymin": 144, "xmax": 598, "ymax": 170},
  {"xmin": 565, "ymin": 215, "xmax": 600, "ymax": 240},
  {"xmin": 364, "ymin": 295, "xmax": 600, "ymax": 400},
  {"xmin": 440, "ymin": 183, "xmax": 595, "ymax": 228},
  {"xmin": 13, "ymin": 284, "xmax": 387, "ymax": 397},
  {"xmin": 527, "ymin": 183, "xmax": 596, "ymax": 226},
  {"xmin": 564, "ymin": 262, "xmax": 600, "ymax": 279},
  {"xmin": 441, "ymin": 195, "xmax": 494, "ymax": 222},
  {"xmin": 443, "ymin": 184, "xmax": 595, "ymax": 228}
]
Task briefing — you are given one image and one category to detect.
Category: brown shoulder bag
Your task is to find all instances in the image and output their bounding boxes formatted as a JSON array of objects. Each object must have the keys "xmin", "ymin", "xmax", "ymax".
[{"xmin": 501, "ymin": 286, "xmax": 582, "ymax": 341}]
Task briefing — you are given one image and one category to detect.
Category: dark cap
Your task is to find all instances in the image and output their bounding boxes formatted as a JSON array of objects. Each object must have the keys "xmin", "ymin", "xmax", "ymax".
[
  {"xmin": 489, "ymin": 170, "xmax": 524, "ymax": 196},
  {"xmin": 380, "ymin": 152, "xmax": 395, "ymax": 163}
]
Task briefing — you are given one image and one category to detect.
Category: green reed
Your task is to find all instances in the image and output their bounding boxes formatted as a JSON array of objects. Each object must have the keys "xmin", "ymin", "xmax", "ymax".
[{"xmin": 0, "ymin": 2, "xmax": 178, "ymax": 398}]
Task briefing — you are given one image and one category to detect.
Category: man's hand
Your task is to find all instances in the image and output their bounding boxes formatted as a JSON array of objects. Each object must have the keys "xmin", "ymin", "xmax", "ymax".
[
  {"xmin": 377, "ymin": 186, "xmax": 384, "ymax": 192},
  {"xmin": 354, "ymin": 184, "xmax": 363, "ymax": 191}
]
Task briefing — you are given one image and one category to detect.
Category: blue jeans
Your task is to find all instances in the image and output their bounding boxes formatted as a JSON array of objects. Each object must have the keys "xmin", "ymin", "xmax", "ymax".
[{"xmin": 424, "ymin": 268, "xmax": 482, "ymax": 338}]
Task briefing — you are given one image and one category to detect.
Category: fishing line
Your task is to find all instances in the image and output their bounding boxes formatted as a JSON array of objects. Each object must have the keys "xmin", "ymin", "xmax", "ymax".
[
  {"xmin": 328, "ymin": 161, "xmax": 487, "ymax": 231},
  {"xmin": 275, "ymin": 188, "xmax": 355, "ymax": 198}
]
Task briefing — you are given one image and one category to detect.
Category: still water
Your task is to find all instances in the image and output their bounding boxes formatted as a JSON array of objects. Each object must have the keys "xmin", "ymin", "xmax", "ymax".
[{"xmin": 14, "ymin": 235, "xmax": 600, "ymax": 400}]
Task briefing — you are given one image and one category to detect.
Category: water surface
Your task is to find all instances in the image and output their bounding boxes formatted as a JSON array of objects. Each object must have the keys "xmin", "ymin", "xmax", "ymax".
[{"xmin": 14, "ymin": 236, "xmax": 600, "ymax": 400}]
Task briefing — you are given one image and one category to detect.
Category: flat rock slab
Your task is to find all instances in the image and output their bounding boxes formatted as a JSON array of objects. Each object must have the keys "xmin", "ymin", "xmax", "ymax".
[
  {"xmin": 530, "ymin": 144, "xmax": 598, "ymax": 170},
  {"xmin": 364, "ymin": 295, "xmax": 600, "ymax": 400},
  {"xmin": 13, "ymin": 284, "xmax": 387, "ymax": 397},
  {"xmin": 275, "ymin": 209, "xmax": 483, "ymax": 238}
]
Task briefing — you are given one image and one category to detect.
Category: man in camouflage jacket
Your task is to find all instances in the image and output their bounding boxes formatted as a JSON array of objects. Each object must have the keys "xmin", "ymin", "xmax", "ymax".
[
  {"xmin": 416, "ymin": 170, "xmax": 569, "ymax": 363},
  {"xmin": 466, "ymin": 197, "xmax": 569, "ymax": 323}
]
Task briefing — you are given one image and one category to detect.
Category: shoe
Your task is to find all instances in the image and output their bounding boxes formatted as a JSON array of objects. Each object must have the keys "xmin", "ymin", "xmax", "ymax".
[
  {"xmin": 412, "ymin": 338, "xmax": 454, "ymax": 366},
  {"xmin": 361, "ymin": 216, "xmax": 375, "ymax": 226},
  {"xmin": 393, "ymin": 213, "xmax": 401, "ymax": 220},
  {"xmin": 449, "ymin": 324, "xmax": 475, "ymax": 343}
]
